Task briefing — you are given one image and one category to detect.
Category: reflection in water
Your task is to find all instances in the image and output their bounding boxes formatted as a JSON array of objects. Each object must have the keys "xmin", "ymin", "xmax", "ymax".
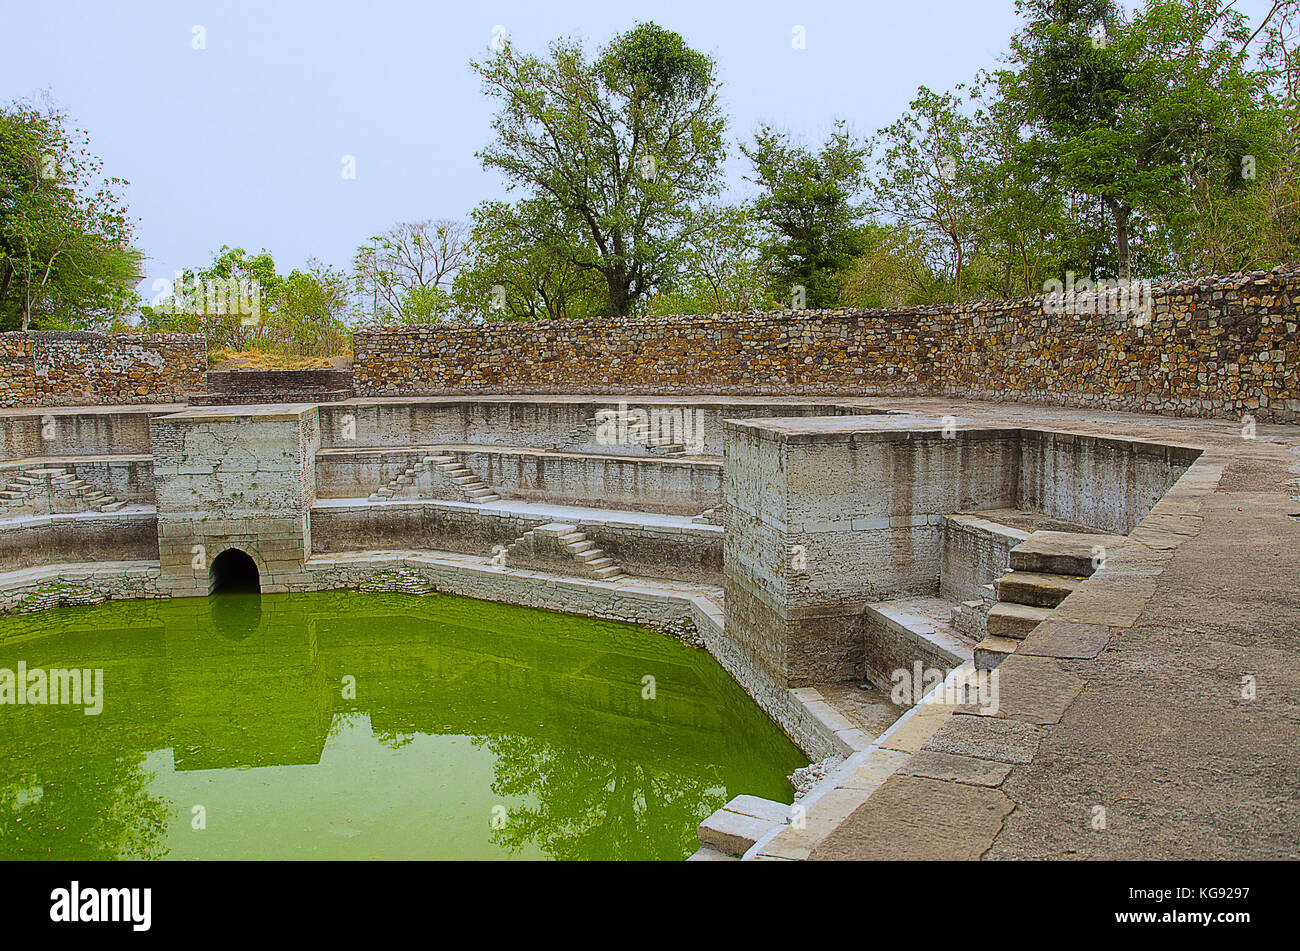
[
  {"xmin": 209, "ymin": 592, "xmax": 261, "ymax": 642},
  {"xmin": 0, "ymin": 591, "xmax": 805, "ymax": 860}
]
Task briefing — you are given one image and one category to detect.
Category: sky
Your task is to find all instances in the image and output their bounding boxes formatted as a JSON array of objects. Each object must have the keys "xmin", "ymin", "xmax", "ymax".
[{"xmin": 0, "ymin": 0, "xmax": 1283, "ymax": 300}]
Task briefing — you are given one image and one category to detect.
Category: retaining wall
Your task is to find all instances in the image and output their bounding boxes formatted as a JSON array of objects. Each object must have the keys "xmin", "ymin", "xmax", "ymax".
[
  {"xmin": 354, "ymin": 268, "xmax": 1300, "ymax": 422},
  {"xmin": 0, "ymin": 331, "xmax": 205, "ymax": 407}
]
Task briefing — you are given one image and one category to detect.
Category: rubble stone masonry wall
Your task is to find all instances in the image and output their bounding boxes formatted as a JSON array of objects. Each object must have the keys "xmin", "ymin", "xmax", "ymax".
[
  {"xmin": 0, "ymin": 331, "xmax": 206, "ymax": 407},
  {"xmin": 354, "ymin": 267, "xmax": 1300, "ymax": 422}
]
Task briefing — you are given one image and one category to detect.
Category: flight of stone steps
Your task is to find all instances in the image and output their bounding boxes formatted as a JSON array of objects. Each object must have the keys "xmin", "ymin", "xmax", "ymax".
[
  {"xmin": 0, "ymin": 467, "xmax": 127, "ymax": 516},
  {"xmin": 502, "ymin": 522, "xmax": 624, "ymax": 580},
  {"xmin": 368, "ymin": 454, "xmax": 500, "ymax": 504},
  {"xmin": 565, "ymin": 408, "xmax": 689, "ymax": 456},
  {"xmin": 971, "ymin": 530, "xmax": 1123, "ymax": 669}
]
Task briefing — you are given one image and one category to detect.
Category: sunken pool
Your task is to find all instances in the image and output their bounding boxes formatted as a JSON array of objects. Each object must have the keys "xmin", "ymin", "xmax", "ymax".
[{"xmin": 0, "ymin": 591, "xmax": 805, "ymax": 860}]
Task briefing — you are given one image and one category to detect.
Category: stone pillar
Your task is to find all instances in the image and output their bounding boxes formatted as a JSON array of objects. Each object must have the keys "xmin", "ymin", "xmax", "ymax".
[
  {"xmin": 722, "ymin": 419, "xmax": 1020, "ymax": 688},
  {"xmin": 150, "ymin": 404, "xmax": 320, "ymax": 596}
]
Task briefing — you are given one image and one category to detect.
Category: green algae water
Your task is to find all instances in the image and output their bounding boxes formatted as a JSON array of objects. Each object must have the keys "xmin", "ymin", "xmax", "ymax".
[{"xmin": 0, "ymin": 591, "xmax": 805, "ymax": 861}]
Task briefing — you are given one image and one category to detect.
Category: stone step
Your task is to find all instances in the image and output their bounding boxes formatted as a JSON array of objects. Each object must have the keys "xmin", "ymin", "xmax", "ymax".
[
  {"xmin": 586, "ymin": 556, "xmax": 614, "ymax": 570},
  {"xmin": 466, "ymin": 489, "xmax": 497, "ymax": 501},
  {"xmin": 0, "ymin": 490, "xmax": 25, "ymax": 500},
  {"xmin": 1010, "ymin": 530, "xmax": 1125, "ymax": 577},
  {"xmin": 996, "ymin": 570, "xmax": 1084, "ymax": 608},
  {"xmin": 685, "ymin": 845, "xmax": 739, "ymax": 861},
  {"xmin": 975, "ymin": 634, "xmax": 1020, "ymax": 669},
  {"xmin": 100, "ymin": 500, "xmax": 127, "ymax": 512},
  {"xmin": 592, "ymin": 566, "xmax": 623, "ymax": 579},
  {"xmin": 697, "ymin": 796, "xmax": 789, "ymax": 857},
  {"xmin": 987, "ymin": 602, "xmax": 1054, "ymax": 640},
  {"xmin": 568, "ymin": 541, "xmax": 596, "ymax": 554}
]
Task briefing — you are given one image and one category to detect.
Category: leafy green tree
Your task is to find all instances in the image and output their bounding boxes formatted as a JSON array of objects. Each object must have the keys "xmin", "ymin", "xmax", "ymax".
[
  {"xmin": 1003, "ymin": 0, "xmax": 1275, "ymax": 280},
  {"xmin": 351, "ymin": 220, "xmax": 468, "ymax": 325},
  {"xmin": 841, "ymin": 221, "xmax": 952, "ymax": 307},
  {"xmin": 452, "ymin": 198, "xmax": 607, "ymax": 321},
  {"xmin": 144, "ymin": 247, "xmax": 349, "ymax": 357},
  {"xmin": 742, "ymin": 120, "xmax": 870, "ymax": 309},
  {"xmin": 0, "ymin": 98, "xmax": 142, "ymax": 330},
  {"xmin": 648, "ymin": 204, "xmax": 774, "ymax": 315},
  {"xmin": 868, "ymin": 87, "xmax": 981, "ymax": 299},
  {"xmin": 472, "ymin": 22, "xmax": 726, "ymax": 318}
]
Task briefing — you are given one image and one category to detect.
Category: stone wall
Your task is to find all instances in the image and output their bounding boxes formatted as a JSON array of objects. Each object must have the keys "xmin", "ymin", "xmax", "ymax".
[
  {"xmin": 310, "ymin": 500, "xmax": 723, "ymax": 585},
  {"xmin": 354, "ymin": 267, "xmax": 1300, "ymax": 422},
  {"xmin": 150, "ymin": 405, "xmax": 320, "ymax": 596},
  {"xmin": 315, "ymin": 446, "xmax": 722, "ymax": 515},
  {"xmin": 0, "ymin": 331, "xmax": 205, "ymax": 407}
]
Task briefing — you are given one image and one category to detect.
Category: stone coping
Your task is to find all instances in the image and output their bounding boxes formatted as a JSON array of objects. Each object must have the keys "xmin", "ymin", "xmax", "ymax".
[
  {"xmin": 728, "ymin": 416, "xmax": 1208, "ymax": 459},
  {"xmin": 315, "ymin": 443, "xmax": 723, "ymax": 466},
  {"xmin": 0, "ymin": 453, "xmax": 153, "ymax": 468},
  {"xmin": 0, "ymin": 404, "xmax": 187, "ymax": 419},
  {"xmin": 155, "ymin": 403, "xmax": 320, "ymax": 421},
  {"xmin": 0, "ymin": 505, "xmax": 157, "ymax": 529}
]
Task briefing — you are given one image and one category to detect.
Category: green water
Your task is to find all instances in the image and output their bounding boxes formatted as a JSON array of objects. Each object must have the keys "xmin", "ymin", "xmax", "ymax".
[{"xmin": 0, "ymin": 591, "xmax": 805, "ymax": 861}]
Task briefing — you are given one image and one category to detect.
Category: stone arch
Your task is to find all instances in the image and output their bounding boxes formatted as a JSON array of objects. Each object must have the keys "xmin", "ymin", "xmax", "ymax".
[{"xmin": 209, "ymin": 547, "xmax": 261, "ymax": 595}]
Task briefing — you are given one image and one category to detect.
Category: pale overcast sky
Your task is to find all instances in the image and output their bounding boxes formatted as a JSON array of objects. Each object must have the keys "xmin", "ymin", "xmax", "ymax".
[{"xmin": 0, "ymin": 0, "xmax": 1281, "ymax": 297}]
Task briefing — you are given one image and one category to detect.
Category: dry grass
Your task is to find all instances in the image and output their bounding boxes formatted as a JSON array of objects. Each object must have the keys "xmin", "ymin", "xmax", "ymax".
[{"xmin": 208, "ymin": 349, "xmax": 350, "ymax": 371}]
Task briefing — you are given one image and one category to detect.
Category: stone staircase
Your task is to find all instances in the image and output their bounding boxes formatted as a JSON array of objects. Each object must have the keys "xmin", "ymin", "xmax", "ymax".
[
  {"xmin": 189, "ymin": 367, "xmax": 355, "ymax": 405},
  {"xmin": 567, "ymin": 408, "xmax": 689, "ymax": 456},
  {"xmin": 0, "ymin": 467, "xmax": 126, "ymax": 516},
  {"xmin": 501, "ymin": 523, "xmax": 624, "ymax": 580},
  {"xmin": 368, "ymin": 454, "xmax": 500, "ymax": 504},
  {"xmin": 690, "ymin": 795, "xmax": 792, "ymax": 861},
  {"xmin": 973, "ymin": 530, "xmax": 1123, "ymax": 669}
]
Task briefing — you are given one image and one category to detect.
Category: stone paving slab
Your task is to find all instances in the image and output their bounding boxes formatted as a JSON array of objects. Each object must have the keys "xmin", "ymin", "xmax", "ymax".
[
  {"xmin": 809, "ymin": 775, "xmax": 1014, "ymax": 861},
  {"xmin": 956, "ymin": 654, "xmax": 1082, "ymax": 724},
  {"xmin": 1018, "ymin": 620, "xmax": 1115, "ymax": 659},
  {"xmin": 923, "ymin": 713, "xmax": 1044, "ymax": 765},
  {"xmin": 899, "ymin": 750, "xmax": 1013, "ymax": 787}
]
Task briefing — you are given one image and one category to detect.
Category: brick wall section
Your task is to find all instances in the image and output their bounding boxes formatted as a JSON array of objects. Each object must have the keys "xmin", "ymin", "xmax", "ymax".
[
  {"xmin": 0, "ymin": 331, "xmax": 206, "ymax": 407},
  {"xmin": 354, "ymin": 267, "xmax": 1300, "ymax": 422}
]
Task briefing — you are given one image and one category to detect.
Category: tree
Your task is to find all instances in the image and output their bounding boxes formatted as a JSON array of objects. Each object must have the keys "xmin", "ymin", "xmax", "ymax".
[
  {"xmin": 648, "ymin": 204, "xmax": 774, "ymax": 314},
  {"xmin": 452, "ymin": 198, "xmax": 607, "ymax": 321},
  {"xmin": 143, "ymin": 247, "xmax": 349, "ymax": 357},
  {"xmin": 472, "ymin": 22, "xmax": 726, "ymax": 317},
  {"xmin": 742, "ymin": 120, "xmax": 870, "ymax": 309},
  {"xmin": 351, "ymin": 219, "xmax": 468, "ymax": 324},
  {"xmin": 1004, "ymin": 0, "xmax": 1274, "ymax": 281},
  {"xmin": 868, "ymin": 87, "xmax": 981, "ymax": 299},
  {"xmin": 0, "ymin": 97, "xmax": 142, "ymax": 330},
  {"xmin": 841, "ymin": 221, "xmax": 952, "ymax": 307}
]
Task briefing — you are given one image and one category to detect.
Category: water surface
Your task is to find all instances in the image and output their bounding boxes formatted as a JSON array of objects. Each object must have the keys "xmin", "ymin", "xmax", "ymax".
[{"xmin": 0, "ymin": 591, "xmax": 805, "ymax": 860}]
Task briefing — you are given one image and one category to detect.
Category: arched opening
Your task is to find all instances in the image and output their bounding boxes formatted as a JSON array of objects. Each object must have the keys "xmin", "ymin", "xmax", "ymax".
[{"xmin": 209, "ymin": 548, "xmax": 260, "ymax": 595}]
